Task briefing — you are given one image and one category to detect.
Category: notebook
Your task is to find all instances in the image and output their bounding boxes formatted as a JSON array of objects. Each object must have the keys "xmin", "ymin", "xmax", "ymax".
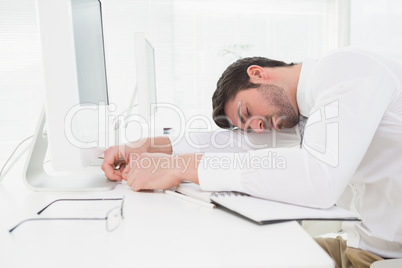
[{"xmin": 176, "ymin": 183, "xmax": 360, "ymax": 224}]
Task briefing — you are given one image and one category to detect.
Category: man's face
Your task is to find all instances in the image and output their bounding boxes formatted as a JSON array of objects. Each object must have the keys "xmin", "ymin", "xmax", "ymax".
[{"xmin": 224, "ymin": 84, "xmax": 299, "ymax": 133}]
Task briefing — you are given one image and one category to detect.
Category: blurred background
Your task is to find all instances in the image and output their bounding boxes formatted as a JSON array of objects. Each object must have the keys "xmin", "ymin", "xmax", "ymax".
[{"xmin": 1, "ymin": 0, "xmax": 402, "ymax": 167}]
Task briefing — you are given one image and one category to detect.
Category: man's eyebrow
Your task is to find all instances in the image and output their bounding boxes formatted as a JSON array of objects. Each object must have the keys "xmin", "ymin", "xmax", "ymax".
[{"xmin": 237, "ymin": 102, "xmax": 246, "ymax": 125}]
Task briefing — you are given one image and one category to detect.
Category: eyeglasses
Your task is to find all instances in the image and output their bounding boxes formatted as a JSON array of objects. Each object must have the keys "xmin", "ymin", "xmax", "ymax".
[{"xmin": 9, "ymin": 197, "xmax": 125, "ymax": 233}]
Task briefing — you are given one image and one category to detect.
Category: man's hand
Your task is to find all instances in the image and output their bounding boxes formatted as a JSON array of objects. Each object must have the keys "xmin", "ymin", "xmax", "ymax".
[
  {"xmin": 101, "ymin": 137, "xmax": 173, "ymax": 182},
  {"xmin": 124, "ymin": 153, "xmax": 202, "ymax": 191},
  {"xmin": 101, "ymin": 145, "xmax": 131, "ymax": 182}
]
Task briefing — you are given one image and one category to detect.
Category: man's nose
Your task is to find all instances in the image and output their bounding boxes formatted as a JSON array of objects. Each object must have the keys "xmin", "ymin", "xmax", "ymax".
[{"xmin": 249, "ymin": 119, "xmax": 264, "ymax": 134}]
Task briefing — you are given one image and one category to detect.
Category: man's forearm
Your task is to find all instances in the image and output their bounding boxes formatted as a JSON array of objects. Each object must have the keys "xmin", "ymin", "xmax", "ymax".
[
  {"xmin": 174, "ymin": 153, "xmax": 204, "ymax": 185},
  {"xmin": 125, "ymin": 136, "xmax": 173, "ymax": 155},
  {"xmin": 147, "ymin": 136, "xmax": 173, "ymax": 154},
  {"xmin": 124, "ymin": 152, "xmax": 204, "ymax": 191}
]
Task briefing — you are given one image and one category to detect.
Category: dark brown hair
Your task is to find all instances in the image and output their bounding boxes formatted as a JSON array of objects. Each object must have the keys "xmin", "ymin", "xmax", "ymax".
[{"xmin": 212, "ymin": 57, "xmax": 294, "ymax": 128}]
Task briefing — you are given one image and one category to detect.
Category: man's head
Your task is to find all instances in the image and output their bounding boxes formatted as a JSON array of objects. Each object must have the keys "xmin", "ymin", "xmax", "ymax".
[{"xmin": 212, "ymin": 57, "xmax": 300, "ymax": 133}]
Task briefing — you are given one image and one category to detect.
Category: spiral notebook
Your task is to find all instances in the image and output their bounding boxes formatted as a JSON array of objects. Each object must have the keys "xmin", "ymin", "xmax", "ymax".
[{"xmin": 176, "ymin": 183, "xmax": 360, "ymax": 225}]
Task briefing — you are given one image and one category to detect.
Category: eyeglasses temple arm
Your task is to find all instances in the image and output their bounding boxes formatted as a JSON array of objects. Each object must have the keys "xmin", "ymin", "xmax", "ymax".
[
  {"xmin": 9, "ymin": 217, "xmax": 107, "ymax": 233},
  {"xmin": 37, "ymin": 198, "xmax": 123, "ymax": 215}
]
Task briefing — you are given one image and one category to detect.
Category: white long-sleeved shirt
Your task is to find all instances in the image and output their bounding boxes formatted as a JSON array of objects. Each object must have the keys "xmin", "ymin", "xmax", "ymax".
[
  {"xmin": 170, "ymin": 127, "xmax": 301, "ymax": 154},
  {"xmin": 171, "ymin": 48, "xmax": 402, "ymax": 258}
]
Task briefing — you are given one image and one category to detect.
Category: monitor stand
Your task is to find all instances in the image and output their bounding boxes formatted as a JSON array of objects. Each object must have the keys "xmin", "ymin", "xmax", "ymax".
[{"xmin": 23, "ymin": 109, "xmax": 117, "ymax": 191}]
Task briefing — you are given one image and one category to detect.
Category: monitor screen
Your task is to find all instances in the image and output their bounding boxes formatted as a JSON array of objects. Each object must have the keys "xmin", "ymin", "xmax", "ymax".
[{"xmin": 71, "ymin": 0, "xmax": 109, "ymax": 104}]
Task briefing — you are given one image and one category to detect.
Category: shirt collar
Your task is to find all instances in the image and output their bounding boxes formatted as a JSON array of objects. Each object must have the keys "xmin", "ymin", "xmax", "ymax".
[{"xmin": 297, "ymin": 57, "xmax": 317, "ymax": 117}]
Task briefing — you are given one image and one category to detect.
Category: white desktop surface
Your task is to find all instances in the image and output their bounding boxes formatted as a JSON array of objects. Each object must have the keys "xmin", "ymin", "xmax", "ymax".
[{"xmin": 0, "ymin": 161, "xmax": 334, "ymax": 268}]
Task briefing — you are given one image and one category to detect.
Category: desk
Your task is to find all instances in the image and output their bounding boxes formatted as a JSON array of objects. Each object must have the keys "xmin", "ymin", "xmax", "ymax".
[{"xmin": 0, "ymin": 161, "xmax": 334, "ymax": 268}]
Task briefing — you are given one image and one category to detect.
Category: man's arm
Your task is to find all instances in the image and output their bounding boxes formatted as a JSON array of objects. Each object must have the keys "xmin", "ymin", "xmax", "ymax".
[
  {"xmin": 171, "ymin": 128, "xmax": 299, "ymax": 155},
  {"xmin": 103, "ymin": 128, "xmax": 299, "ymax": 182},
  {"xmin": 125, "ymin": 153, "xmax": 203, "ymax": 191}
]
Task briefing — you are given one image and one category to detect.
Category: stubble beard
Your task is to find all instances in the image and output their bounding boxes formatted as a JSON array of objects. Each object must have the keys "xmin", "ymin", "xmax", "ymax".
[{"xmin": 258, "ymin": 84, "xmax": 299, "ymax": 129}]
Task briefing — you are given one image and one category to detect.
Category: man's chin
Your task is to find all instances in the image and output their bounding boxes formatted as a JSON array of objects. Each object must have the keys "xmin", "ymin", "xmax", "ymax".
[
  {"xmin": 274, "ymin": 117, "xmax": 298, "ymax": 130},
  {"xmin": 284, "ymin": 122, "xmax": 298, "ymax": 129}
]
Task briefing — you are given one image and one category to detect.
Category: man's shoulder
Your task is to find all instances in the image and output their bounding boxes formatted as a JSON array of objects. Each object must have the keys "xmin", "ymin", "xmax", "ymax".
[
  {"xmin": 318, "ymin": 47, "xmax": 375, "ymax": 66},
  {"xmin": 310, "ymin": 47, "xmax": 396, "ymax": 83},
  {"xmin": 319, "ymin": 47, "xmax": 402, "ymax": 69}
]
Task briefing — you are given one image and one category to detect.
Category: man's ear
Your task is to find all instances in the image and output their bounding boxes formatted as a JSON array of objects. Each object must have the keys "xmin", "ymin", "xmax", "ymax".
[{"xmin": 247, "ymin": 65, "xmax": 269, "ymax": 83}]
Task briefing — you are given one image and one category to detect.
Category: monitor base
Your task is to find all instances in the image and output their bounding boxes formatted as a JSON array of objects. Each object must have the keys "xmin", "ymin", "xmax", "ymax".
[{"xmin": 23, "ymin": 108, "xmax": 117, "ymax": 192}]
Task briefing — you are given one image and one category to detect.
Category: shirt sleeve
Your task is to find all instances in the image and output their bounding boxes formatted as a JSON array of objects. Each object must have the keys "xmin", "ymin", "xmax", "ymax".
[
  {"xmin": 169, "ymin": 127, "xmax": 300, "ymax": 155},
  {"xmin": 198, "ymin": 50, "xmax": 400, "ymax": 208}
]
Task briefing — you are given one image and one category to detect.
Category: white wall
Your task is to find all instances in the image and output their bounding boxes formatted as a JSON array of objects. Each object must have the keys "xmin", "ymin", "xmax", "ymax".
[
  {"xmin": 0, "ymin": 0, "xmax": 44, "ymax": 168},
  {"xmin": 350, "ymin": 0, "xmax": 402, "ymax": 60},
  {"xmin": 0, "ymin": 0, "xmax": 345, "ymax": 172}
]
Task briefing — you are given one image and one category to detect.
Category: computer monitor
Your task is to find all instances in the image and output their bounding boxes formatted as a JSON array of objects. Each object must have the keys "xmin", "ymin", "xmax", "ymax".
[
  {"xmin": 24, "ymin": 0, "xmax": 117, "ymax": 191},
  {"xmin": 121, "ymin": 33, "xmax": 157, "ymax": 128},
  {"xmin": 117, "ymin": 33, "xmax": 158, "ymax": 143},
  {"xmin": 134, "ymin": 32, "xmax": 157, "ymax": 121}
]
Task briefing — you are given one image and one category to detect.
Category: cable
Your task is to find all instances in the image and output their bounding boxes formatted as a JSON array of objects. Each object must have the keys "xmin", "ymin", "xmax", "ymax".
[
  {"xmin": 113, "ymin": 104, "xmax": 139, "ymax": 130},
  {"xmin": 0, "ymin": 135, "xmax": 33, "ymax": 183}
]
